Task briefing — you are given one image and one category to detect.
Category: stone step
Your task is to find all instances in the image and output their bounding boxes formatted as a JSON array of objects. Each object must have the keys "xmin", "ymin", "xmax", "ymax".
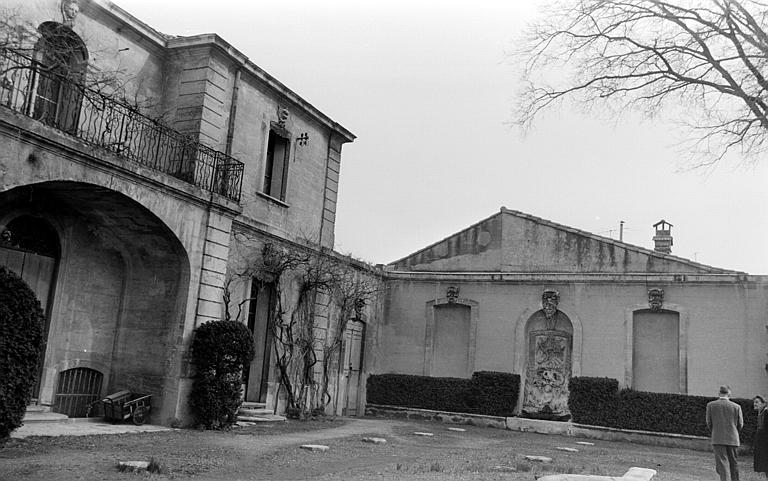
[
  {"xmin": 238, "ymin": 408, "xmax": 274, "ymax": 416},
  {"xmin": 22, "ymin": 411, "xmax": 69, "ymax": 423},
  {"xmin": 240, "ymin": 402, "xmax": 266, "ymax": 409},
  {"xmin": 25, "ymin": 405, "xmax": 48, "ymax": 413},
  {"xmin": 236, "ymin": 414, "xmax": 286, "ymax": 423}
]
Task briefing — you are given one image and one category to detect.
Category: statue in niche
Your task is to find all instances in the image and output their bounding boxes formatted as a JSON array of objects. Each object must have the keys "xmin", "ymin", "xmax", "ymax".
[
  {"xmin": 648, "ymin": 288, "xmax": 664, "ymax": 311},
  {"xmin": 446, "ymin": 286, "xmax": 460, "ymax": 304}
]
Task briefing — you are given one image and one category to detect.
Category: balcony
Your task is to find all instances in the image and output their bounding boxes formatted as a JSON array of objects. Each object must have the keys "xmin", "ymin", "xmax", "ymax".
[{"xmin": 0, "ymin": 49, "xmax": 243, "ymax": 202}]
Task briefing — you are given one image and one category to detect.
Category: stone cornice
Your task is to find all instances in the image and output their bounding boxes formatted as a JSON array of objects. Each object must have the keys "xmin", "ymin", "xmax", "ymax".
[{"xmin": 383, "ymin": 270, "xmax": 767, "ymax": 284}]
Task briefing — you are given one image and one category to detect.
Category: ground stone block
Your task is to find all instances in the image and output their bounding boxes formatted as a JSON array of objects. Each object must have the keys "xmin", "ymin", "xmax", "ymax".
[
  {"xmin": 448, "ymin": 427, "xmax": 466, "ymax": 432},
  {"xmin": 536, "ymin": 466, "xmax": 656, "ymax": 481},
  {"xmin": 525, "ymin": 455, "xmax": 552, "ymax": 462},
  {"xmin": 556, "ymin": 446, "xmax": 579, "ymax": 452},
  {"xmin": 117, "ymin": 461, "xmax": 149, "ymax": 473},
  {"xmin": 413, "ymin": 432, "xmax": 434, "ymax": 436},
  {"xmin": 300, "ymin": 444, "xmax": 329, "ymax": 452},
  {"xmin": 490, "ymin": 465, "xmax": 517, "ymax": 472},
  {"xmin": 576, "ymin": 441, "xmax": 595, "ymax": 446},
  {"xmin": 362, "ymin": 437, "xmax": 387, "ymax": 444}
]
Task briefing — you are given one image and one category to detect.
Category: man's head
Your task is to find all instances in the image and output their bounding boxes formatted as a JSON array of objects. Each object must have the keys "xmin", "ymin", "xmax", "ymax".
[{"xmin": 719, "ymin": 385, "xmax": 731, "ymax": 397}]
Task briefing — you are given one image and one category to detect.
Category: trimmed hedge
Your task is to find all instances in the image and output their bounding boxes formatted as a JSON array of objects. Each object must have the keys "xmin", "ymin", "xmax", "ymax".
[
  {"xmin": 0, "ymin": 266, "xmax": 45, "ymax": 440},
  {"xmin": 569, "ymin": 377, "xmax": 757, "ymax": 443},
  {"xmin": 189, "ymin": 320, "xmax": 255, "ymax": 429},
  {"xmin": 367, "ymin": 371, "xmax": 520, "ymax": 417}
]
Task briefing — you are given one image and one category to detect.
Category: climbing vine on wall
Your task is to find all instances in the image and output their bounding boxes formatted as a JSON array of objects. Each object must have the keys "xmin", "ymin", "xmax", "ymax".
[{"xmin": 223, "ymin": 237, "xmax": 381, "ymax": 419}]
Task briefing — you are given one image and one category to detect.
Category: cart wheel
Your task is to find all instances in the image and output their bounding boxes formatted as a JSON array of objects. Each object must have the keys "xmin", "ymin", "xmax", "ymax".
[{"xmin": 132, "ymin": 407, "xmax": 146, "ymax": 425}]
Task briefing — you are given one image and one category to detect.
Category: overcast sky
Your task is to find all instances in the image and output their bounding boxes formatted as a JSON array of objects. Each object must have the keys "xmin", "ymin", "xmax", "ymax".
[{"xmin": 116, "ymin": 0, "xmax": 768, "ymax": 274}]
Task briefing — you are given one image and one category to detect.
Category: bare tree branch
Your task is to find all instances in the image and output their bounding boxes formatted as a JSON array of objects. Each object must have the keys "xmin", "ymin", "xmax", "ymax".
[{"xmin": 515, "ymin": 0, "xmax": 768, "ymax": 165}]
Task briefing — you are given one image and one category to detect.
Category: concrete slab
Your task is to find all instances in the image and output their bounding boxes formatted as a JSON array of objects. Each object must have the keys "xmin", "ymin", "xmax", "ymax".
[
  {"xmin": 22, "ymin": 411, "xmax": 69, "ymax": 423},
  {"xmin": 11, "ymin": 421, "xmax": 173, "ymax": 438},
  {"xmin": 362, "ymin": 437, "xmax": 387, "ymax": 444},
  {"xmin": 413, "ymin": 432, "xmax": 434, "ymax": 436}
]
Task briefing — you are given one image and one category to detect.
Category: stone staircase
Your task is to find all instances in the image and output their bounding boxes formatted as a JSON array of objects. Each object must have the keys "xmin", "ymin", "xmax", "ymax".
[
  {"xmin": 236, "ymin": 402, "xmax": 285, "ymax": 423},
  {"xmin": 23, "ymin": 404, "xmax": 69, "ymax": 423}
]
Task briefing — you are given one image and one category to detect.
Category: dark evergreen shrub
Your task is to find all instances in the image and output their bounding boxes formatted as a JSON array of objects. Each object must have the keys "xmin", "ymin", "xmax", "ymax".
[
  {"xmin": 0, "ymin": 266, "xmax": 44, "ymax": 440},
  {"xmin": 568, "ymin": 376, "xmax": 757, "ymax": 443},
  {"xmin": 367, "ymin": 371, "xmax": 520, "ymax": 416},
  {"xmin": 189, "ymin": 320, "xmax": 255, "ymax": 429},
  {"xmin": 568, "ymin": 377, "xmax": 619, "ymax": 426}
]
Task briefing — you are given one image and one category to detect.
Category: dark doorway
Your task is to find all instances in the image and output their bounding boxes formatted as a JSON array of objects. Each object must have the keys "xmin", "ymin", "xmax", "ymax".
[
  {"xmin": 243, "ymin": 280, "xmax": 275, "ymax": 403},
  {"xmin": 0, "ymin": 215, "xmax": 60, "ymax": 399}
]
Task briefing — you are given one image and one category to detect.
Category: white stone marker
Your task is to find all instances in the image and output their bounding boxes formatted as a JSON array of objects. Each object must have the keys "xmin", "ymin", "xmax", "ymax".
[
  {"xmin": 576, "ymin": 441, "xmax": 595, "ymax": 446},
  {"xmin": 536, "ymin": 466, "xmax": 657, "ymax": 481},
  {"xmin": 525, "ymin": 455, "xmax": 553, "ymax": 463},
  {"xmin": 362, "ymin": 437, "xmax": 387, "ymax": 444},
  {"xmin": 447, "ymin": 427, "xmax": 466, "ymax": 432},
  {"xmin": 555, "ymin": 446, "xmax": 579, "ymax": 452},
  {"xmin": 300, "ymin": 444, "xmax": 330, "ymax": 452},
  {"xmin": 117, "ymin": 461, "xmax": 149, "ymax": 473},
  {"xmin": 413, "ymin": 432, "xmax": 434, "ymax": 436}
]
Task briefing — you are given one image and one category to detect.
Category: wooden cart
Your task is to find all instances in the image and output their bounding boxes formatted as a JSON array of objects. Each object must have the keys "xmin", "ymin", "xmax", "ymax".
[{"xmin": 95, "ymin": 390, "xmax": 152, "ymax": 425}]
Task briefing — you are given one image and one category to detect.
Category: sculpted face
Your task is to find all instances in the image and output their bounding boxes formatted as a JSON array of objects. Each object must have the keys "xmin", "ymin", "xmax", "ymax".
[
  {"xmin": 754, "ymin": 398, "xmax": 766, "ymax": 411},
  {"xmin": 62, "ymin": 0, "xmax": 80, "ymax": 22}
]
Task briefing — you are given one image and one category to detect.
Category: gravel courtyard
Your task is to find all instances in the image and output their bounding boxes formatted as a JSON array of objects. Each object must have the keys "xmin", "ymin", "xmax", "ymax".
[{"xmin": 1, "ymin": 417, "xmax": 764, "ymax": 480}]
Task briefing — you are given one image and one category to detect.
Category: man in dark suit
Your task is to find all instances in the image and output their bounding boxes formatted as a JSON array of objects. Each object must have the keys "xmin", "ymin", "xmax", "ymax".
[{"xmin": 706, "ymin": 385, "xmax": 744, "ymax": 481}]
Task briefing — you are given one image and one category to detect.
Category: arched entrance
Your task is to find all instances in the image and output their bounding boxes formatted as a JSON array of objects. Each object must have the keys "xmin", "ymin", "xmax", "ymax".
[{"xmin": 0, "ymin": 182, "xmax": 191, "ymax": 420}]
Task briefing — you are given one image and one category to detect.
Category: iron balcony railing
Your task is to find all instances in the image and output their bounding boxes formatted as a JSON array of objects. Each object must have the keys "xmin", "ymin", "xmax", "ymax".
[{"xmin": 0, "ymin": 49, "xmax": 243, "ymax": 202}]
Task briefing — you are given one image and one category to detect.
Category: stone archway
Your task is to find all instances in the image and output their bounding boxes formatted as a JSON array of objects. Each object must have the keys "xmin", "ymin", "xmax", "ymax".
[{"xmin": 0, "ymin": 181, "xmax": 191, "ymax": 421}]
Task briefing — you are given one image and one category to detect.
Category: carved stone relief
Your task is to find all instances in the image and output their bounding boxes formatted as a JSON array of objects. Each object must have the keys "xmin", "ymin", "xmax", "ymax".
[
  {"xmin": 446, "ymin": 286, "xmax": 460, "ymax": 303},
  {"xmin": 522, "ymin": 293, "xmax": 572, "ymax": 420},
  {"xmin": 648, "ymin": 288, "xmax": 664, "ymax": 311}
]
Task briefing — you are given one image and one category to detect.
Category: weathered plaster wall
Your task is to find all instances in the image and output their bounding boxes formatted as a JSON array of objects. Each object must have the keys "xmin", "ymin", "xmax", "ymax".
[
  {"xmin": 392, "ymin": 209, "xmax": 738, "ymax": 275},
  {"xmin": 382, "ymin": 276, "xmax": 768, "ymax": 399}
]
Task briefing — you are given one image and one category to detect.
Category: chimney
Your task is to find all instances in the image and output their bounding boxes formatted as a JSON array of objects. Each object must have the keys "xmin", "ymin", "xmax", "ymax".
[{"xmin": 652, "ymin": 220, "xmax": 673, "ymax": 254}]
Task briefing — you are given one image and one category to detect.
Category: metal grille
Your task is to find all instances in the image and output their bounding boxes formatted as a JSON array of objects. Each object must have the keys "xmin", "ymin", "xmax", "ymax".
[
  {"xmin": 53, "ymin": 368, "xmax": 103, "ymax": 417},
  {"xmin": 0, "ymin": 48, "xmax": 244, "ymax": 202}
]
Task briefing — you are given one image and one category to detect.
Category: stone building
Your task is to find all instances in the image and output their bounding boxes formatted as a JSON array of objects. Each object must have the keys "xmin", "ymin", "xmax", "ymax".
[
  {"xmin": 0, "ymin": 0, "xmax": 377, "ymax": 424},
  {"xmin": 3, "ymin": 0, "xmax": 766, "ymax": 428},
  {"xmin": 378, "ymin": 208, "xmax": 768, "ymax": 417}
]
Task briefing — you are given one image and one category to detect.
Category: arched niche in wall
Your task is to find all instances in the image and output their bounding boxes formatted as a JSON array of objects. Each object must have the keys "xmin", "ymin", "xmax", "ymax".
[
  {"xmin": 624, "ymin": 303, "xmax": 689, "ymax": 394},
  {"xmin": 424, "ymin": 292, "xmax": 478, "ymax": 378},
  {"xmin": 514, "ymin": 304, "xmax": 583, "ymax": 417}
]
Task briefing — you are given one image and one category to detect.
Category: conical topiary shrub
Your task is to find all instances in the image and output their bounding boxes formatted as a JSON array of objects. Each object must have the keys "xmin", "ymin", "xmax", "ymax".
[{"xmin": 0, "ymin": 265, "xmax": 44, "ymax": 440}]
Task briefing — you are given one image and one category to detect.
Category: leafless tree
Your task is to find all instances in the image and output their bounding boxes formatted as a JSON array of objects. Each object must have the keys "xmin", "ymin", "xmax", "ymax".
[{"xmin": 516, "ymin": 0, "xmax": 768, "ymax": 166}]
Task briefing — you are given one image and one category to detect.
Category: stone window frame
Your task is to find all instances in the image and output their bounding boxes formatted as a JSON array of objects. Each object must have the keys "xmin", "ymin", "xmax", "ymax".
[
  {"xmin": 261, "ymin": 122, "xmax": 292, "ymax": 203},
  {"xmin": 624, "ymin": 303, "xmax": 689, "ymax": 394},
  {"xmin": 423, "ymin": 296, "xmax": 479, "ymax": 378}
]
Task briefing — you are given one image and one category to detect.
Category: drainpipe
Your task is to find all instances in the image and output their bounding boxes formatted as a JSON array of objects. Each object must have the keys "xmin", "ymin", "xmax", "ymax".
[{"xmin": 225, "ymin": 67, "xmax": 242, "ymax": 157}]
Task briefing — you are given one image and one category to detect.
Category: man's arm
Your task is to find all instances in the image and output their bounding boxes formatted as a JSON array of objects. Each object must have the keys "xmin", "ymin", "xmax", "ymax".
[
  {"xmin": 706, "ymin": 403, "xmax": 712, "ymax": 430},
  {"xmin": 737, "ymin": 405, "xmax": 744, "ymax": 431}
]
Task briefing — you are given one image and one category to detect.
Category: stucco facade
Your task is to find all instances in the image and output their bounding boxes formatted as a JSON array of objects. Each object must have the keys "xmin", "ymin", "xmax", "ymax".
[
  {"xmin": 0, "ymin": 0, "xmax": 371, "ymax": 425},
  {"xmin": 380, "ymin": 208, "xmax": 768, "ymax": 417}
]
